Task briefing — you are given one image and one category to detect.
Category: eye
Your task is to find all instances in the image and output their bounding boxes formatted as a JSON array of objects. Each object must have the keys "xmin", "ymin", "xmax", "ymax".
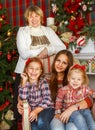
[
  {"xmin": 56, "ymin": 59, "xmax": 60, "ymax": 63},
  {"xmin": 62, "ymin": 61, "xmax": 68, "ymax": 65}
]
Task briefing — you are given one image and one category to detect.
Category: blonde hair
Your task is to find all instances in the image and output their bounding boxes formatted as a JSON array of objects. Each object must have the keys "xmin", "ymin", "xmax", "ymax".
[
  {"xmin": 68, "ymin": 65, "xmax": 89, "ymax": 85},
  {"xmin": 24, "ymin": 5, "xmax": 44, "ymax": 24}
]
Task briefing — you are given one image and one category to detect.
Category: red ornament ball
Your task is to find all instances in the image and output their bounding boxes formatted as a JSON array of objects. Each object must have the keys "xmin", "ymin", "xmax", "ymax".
[
  {"xmin": 0, "ymin": 4, "xmax": 3, "ymax": 10},
  {"xmin": 6, "ymin": 52, "xmax": 12, "ymax": 62}
]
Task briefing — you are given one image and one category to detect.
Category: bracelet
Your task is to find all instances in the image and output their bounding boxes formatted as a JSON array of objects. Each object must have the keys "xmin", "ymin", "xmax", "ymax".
[{"xmin": 75, "ymin": 103, "xmax": 80, "ymax": 110}]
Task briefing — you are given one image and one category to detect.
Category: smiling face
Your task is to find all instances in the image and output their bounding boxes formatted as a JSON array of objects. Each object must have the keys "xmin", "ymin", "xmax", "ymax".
[
  {"xmin": 68, "ymin": 70, "xmax": 84, "ymax": 89},
  {"xmin": 26, "ymin": 61, "xmax": 42, "ymax": 83},
  {"xmin": 55, "ymin": 54, "xmax": 69, "ymax": 73},
  {"xmin": 27, "ymin": 12, "xmax": 41, "ymax": 27}
]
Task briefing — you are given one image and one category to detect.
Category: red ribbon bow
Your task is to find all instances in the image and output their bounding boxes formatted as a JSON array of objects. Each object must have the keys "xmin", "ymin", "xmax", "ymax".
[
  {"xmin": 26, "ymin": 58, "xmax": 31, "ymax": 65},
  {"xmin": 71, "ymin": 64, "xmax": 85, "ymax": 71}
]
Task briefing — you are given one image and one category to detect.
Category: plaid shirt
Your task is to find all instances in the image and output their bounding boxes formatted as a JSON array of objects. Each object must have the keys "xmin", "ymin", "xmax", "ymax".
[
  {"xmin": 19, "ymin": 77, "xmax": 54, "ymax": 110},
  {"xmin": 55, "ymin": 84, "xmax": 95, "ymax": 114}
]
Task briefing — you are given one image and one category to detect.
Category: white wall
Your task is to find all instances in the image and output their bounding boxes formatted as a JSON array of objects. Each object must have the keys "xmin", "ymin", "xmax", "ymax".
[{"xmin": 88, "ymin": 75, "xmax": 95, "ymax": 90}]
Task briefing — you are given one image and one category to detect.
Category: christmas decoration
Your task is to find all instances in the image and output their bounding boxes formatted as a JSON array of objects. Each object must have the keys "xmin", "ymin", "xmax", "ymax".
[
  {"xmin": 76, "ymin": 36, "xmax": 86, "ymax": 46},
  {"xmin": 0, "ymin": 110, "xmax": 14, "ymax": 130},
  {"xmin": 0, "ymin": 1, "xmax": 18, "ymax": 128},
  {"xmin": 50, "ymin": 0, "xmax": 95, "ymax": 51}
]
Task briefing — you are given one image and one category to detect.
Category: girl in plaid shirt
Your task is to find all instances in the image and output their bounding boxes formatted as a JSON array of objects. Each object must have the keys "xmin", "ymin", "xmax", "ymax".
[
  {"xmin": 18, "ymin": 57, "xmax": 54, "ymax": 130},
  {"xmin": 55, "ymin": 64, "xmax": 95, "ymax": 130}
]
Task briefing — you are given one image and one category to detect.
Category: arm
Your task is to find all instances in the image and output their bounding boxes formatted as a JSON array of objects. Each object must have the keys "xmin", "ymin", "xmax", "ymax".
[
  {"xmin": 38, "ymin": 48, "xmax": 48, "ymax": 58},
  {"xmin": 17, "ymin": 97, "xmax": 23, "ymax": 115},
  {"xmin": 38, "ymin": 78, "xmax": 54, "ymax": 108},
  {"xmin": 29, "ymin": 78, "xmax": 53, "ymax": 122},
  {"xmin": 16, "ymin": 27, "xmax": 45, "ymax": 59},
  {"xmin": 29, "ymin": 107, "xmax": 44, "ymax": 122},
  {"xmin": 44, "ymin": 27, "xmax": 66, "ymax": 55},
  {"xmin": 18, "ymin": 73, "xmax": 29, "ymax": 99},
  {"xmin": 60, "ymin": 97, "xmax": 93, "ymax": 123}
]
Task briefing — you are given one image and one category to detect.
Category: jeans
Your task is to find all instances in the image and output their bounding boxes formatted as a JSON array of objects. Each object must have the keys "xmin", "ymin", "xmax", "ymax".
[
  {"xmin": 69, "ymin": 110, "xmax": 88, "ymax": 130},
  {"xmin": 80, "ymin": 109, "xmax": 95, "ymax": 130},
  {"xmin": 31, "ymin": 108, "xmax": 55, "ymax": 130},
  {"xmin": 50, "ymin": 118, "xmax": 77, "ymax": 130},
  {"xmin": 50, "ymin": 109, "xmax": 95, "ymax": 130}
]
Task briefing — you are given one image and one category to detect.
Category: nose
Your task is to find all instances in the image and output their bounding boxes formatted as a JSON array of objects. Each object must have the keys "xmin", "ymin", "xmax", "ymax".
[
  {"xmin": 74, "ymin": 79, "xmax": 78, "ymax": 83},
  {"xmin": 58, "ymin": 62, "xmax": 63, "ymax": 67},
  {"xmin": 32, "ymin": 69, "xmax": 36, "ymax": 73}
]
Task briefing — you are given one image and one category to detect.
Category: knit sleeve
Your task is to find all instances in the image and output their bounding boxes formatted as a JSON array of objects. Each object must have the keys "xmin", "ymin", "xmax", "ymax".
[{"xmin": 85, "ymin": 96, "xmax": 93, "ymax": 108}]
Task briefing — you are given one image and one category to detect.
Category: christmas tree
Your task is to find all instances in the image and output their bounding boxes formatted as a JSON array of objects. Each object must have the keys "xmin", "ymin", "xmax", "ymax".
[
  {"xmin": 0, "ymin": 1, "xmax": 18, "ymax": 127},
  {"xmin": 50, "ymin": 0, "xmax": 95, "ymax": 50}
]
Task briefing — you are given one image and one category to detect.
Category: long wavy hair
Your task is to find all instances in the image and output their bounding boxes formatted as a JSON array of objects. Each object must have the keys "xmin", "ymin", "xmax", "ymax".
[{"xmin": 49, "ymin": 49, "xmax": 74, "ymax": 102}]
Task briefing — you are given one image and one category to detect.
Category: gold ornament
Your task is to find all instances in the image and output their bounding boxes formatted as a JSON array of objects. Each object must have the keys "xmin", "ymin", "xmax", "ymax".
[
  {"xmin": 60, "ymin": 32, "xmax": 73, "ymax": 43},
  {"xmin": 71, "ymin": 16, "xmax": 76, "ymax": 20},
  {"xmin": 0, "ymin": 17, "xmax": 3, "ymax": 22},
  {"xmin": 7, "ymin": 31, "xmax": 12, "ymax": 36},
  {"xmin": 49, "ymin": 25, "xmax": 57, "ymax": 32}
]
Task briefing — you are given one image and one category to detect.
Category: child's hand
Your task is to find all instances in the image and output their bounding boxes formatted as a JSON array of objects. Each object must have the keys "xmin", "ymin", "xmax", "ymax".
[
  {"xmin": 60, "ymin": 105, "xmax": 75, "ymax": 123},
  {"xmin": 21, "ymin": 73, "xmax": 28, "ymax": 80},
  {"xmin": 29, "ymin": 110, "xmax": 38, "ymax": 122},
  {"xmin": 21, "ymin": 73, "xmax": 28, "ymax": 86}
]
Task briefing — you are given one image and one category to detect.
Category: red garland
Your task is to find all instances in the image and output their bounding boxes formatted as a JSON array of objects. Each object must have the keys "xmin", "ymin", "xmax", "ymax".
[
  {"xmin": 63, "ymin": 0, "xmax": 85, "ymax": 36},
  {"xmin": 64, "ymin": 0, "xmax": 82, "ymax": 13},
  {"xmin": 0, "ymin": 101, "xmax": 10, "ymax": 111}
]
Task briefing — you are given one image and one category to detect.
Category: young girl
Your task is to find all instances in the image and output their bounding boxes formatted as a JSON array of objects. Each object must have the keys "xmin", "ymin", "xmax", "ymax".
[
  {"xmin": 55, "ymin": 64, "xmax": 95, "ymax": 130},
  {"xmin": 18, "ymin": 57, "xmax": 54, "ymax": 130}
]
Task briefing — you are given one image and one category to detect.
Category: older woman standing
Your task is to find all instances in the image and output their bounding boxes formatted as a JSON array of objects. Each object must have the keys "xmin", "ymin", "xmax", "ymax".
[{"xmin": 13, "ymin": 5, "xmax": 66, "ymax": 121}]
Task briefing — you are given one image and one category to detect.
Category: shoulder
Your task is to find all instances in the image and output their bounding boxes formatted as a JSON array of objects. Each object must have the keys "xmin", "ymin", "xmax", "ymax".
[{"xmin": 17, "ymin": 26, "xmax": 30, "ymax": 33}]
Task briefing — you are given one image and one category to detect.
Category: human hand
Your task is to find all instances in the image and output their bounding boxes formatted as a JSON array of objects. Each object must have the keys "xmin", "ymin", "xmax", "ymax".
[
  {"xmin": 38, "ymin": 48, "xmax": 48, "ymax": 58},
  {"xmin": 29, "ymin": 110, "xmax": 38, "ymax": 122},
  {"xmin": 21, "ymin": 73, "xmax": 28, "ymax": 86},
  {"xmin": 17, "ymin": 99, "xmax": 23, "ymax": 115},
  {"xmin": 60, "ymin": 105, "xmax": 75, "ymax": 123}
]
